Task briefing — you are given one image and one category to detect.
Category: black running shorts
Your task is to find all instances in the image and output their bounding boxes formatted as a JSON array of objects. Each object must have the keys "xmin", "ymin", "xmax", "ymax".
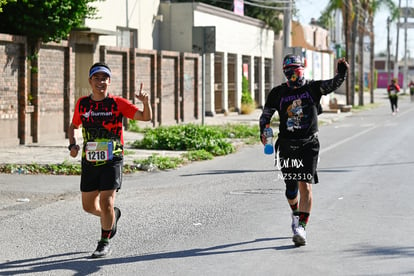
[
  {"xmin": 277, "ymin": 135, "xmax": 320, "ymax": 184},
  {"xmin": 80, "ymin": 159, "xmax": 123, "ymax": 192}
]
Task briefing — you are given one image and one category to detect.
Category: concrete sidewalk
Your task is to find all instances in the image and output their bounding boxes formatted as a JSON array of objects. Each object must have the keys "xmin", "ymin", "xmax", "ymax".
[{"xmin": 0, "ymin": 90, "xmax": 390, "ymax": 167}]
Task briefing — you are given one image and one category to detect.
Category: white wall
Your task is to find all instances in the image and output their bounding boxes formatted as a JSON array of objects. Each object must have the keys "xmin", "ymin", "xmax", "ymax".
[
  {"xmin": 84, "ymin": 1, "xmax": 274, "ymax": 57},
  {"xmin": 84, "ymin": 0, "xmax": 160, "ymax": 50},
  {"xmin": 322, "ymin": 52, "xmax": 334, "ymax": 79},
  {"xmin": 159, "ymin": 3, "xmax": 195, "ymax": 52},
  {"xmin": 193, "ymin": 11, "xmax": 274, "ymax": 57},
  {"xmin": 159, "ymin": 3, "xmax": 274, "ymax": 58},
  {"xmin": 312, "ymin": 51, "xmax": 322, "ymax": 80},
  {"xmin": 305, "ymin": 50, "xmax": 313, "ymax": 79}
]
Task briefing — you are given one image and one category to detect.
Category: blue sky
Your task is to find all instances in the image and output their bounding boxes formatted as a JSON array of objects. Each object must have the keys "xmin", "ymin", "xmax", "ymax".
[{"xmin": 295, "ymin": 0, "xmax": 414, "ymax": 57}]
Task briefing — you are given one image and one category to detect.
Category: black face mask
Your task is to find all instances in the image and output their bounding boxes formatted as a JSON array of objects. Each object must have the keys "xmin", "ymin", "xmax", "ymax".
[{"xmin": 284, "ymin": 66, "xmax": 305, "ymax": 88}]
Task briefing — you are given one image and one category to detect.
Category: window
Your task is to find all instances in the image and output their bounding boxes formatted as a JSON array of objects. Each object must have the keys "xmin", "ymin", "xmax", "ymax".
[{"xmin": 116, "ymin": 27, "xmax": 138, "ymax": 48}]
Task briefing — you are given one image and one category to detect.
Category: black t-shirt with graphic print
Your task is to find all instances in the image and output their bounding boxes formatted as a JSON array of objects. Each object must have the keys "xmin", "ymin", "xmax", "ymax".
[
  {"xmin": 259, "ymin": 73, "xmax": 346, "ymax": 140},
  {"xmin": 265, "ymin": 81, "xmax": 321, "ymax": 139}
]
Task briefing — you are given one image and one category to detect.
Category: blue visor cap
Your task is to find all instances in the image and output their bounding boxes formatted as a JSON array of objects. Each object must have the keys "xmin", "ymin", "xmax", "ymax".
[{"xmin": 89, "ymin": 66, "xmax": 111, "ymax": 78}]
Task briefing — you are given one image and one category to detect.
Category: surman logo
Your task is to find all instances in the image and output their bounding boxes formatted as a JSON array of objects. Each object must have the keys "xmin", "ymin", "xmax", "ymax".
[
  {"xmin": 82, "ymin": 110, "xmax": 92, "ymax": 118},
  {"xmin": 82, "ymin": 110, "xmax": 113, "ymax": 118}
]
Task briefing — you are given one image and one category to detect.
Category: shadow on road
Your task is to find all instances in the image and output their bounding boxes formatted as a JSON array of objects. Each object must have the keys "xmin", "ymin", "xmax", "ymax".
[
  {"xmin": 180, "ymin": 169, "xmax": 275, "ymax": 177},
  {"xmin": 0, "ymin": 237, "xmax": 293, "ymax": 275},
  {"xmin": 344, "ymin": 244, "xmax": 414, "ymax": 258},
  {"xmin": 179, "ymin": 161, "xmax": 414, "ymax": 177},
  {"xmin": 318, "ymin": 160, "xmax": 414, "ymax": 173}
]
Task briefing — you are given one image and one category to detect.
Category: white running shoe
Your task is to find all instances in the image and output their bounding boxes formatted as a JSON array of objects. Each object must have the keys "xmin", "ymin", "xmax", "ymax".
[
  {"xmin": 293, "ymin": 225, "xmax": 307, "ymax": 246},
  {"xmin": 291, "ymin": 214, "xmax": 299, "ymax": 234}
]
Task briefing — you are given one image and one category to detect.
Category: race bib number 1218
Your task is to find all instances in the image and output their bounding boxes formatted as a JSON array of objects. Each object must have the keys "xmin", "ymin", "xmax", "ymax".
[{"xmin": 85, "ymin": 141, "xmax": 113, "ymax": 162}]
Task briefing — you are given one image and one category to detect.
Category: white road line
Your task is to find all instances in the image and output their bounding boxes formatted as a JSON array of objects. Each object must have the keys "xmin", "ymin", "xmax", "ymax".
[
  {"xmin": 320, "ymin": 104, "xmax": 414, "ymax": 154},
  {"xmin": 320, "ymin": 125, "xmax": 378, "ymax": 154}
]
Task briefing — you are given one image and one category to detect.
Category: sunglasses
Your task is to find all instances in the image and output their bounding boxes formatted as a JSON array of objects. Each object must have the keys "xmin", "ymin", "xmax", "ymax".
[{"xmin": 284, "ymin": 57, "xmax": 304, "ymax": 67}]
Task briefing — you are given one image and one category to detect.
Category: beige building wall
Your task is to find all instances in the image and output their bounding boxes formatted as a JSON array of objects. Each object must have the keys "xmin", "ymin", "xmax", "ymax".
[{"xmin": 291, "ymin": 21, "xmax": 331, "ymax": 52}]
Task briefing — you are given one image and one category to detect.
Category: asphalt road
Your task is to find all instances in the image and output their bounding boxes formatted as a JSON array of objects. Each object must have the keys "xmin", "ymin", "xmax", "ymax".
[{"xmin": 1, "ymin": 96, "xmax": 414, "ymax": 276}]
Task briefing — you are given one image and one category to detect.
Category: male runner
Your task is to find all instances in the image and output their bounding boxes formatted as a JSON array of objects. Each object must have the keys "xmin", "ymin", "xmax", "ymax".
[
  {"xmin": 68, "ymin": 62, "xmax": 152, "ymax": 257},
  {"xmin": 259, "ymin": 54, "xmax": 349, "ymax": 246}
]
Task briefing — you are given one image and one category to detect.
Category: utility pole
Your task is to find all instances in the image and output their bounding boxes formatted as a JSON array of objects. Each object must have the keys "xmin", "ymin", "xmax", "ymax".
[
  {"xmin": 393, "ymin": 0, "xmax": 402, "ymax": 80},
  {"xmin": 387, "ymin": 17, "xmax": 391, "ymax": 85},
  {"xmin": 345, "ymin": 0, "xmax": 351, "ymax": 106},
  {"xmin": 283, "ymin": 0, "xmax": 292, "ymax": 48},
  {"xmin": 403, "ymin": 0, "xmax": 408, "ymax": 93},
  {"xmin": 126, "ymin": 0, "xmax": 129, "ymax": 27}
]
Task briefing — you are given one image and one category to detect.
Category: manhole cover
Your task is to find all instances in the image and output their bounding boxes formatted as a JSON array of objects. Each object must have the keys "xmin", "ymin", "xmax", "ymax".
[{"xmin": 229, "ymin": 188, "xmax": 283, "ymax": 195}]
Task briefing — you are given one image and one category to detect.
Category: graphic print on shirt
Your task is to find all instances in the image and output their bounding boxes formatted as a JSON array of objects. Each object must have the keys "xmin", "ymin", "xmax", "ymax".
[
  {"xmin": 286, "ymin": 98, "xmax": 303, "ymax": 132},
  {"xmin": 79, "ymin": 99, "xmax": 122, "ymax": 142},
  {"xmin": 280, "ymin": 91, "xmax": 314, "ymax": 132},
  {"xmin": 77, "ymin": 97, "xmax": 124, "ymax": 161}
]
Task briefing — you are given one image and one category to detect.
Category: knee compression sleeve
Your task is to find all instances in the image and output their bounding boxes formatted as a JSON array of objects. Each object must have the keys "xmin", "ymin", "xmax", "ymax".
[{"xmin": 285, "ymin": 180, "xmax": 298, "ymax": 200}]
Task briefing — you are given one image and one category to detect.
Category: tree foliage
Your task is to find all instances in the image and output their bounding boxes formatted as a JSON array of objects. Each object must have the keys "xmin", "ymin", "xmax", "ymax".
[
  {"xmin": 318, "ymin": 0, "xmax": 398, "ymax": 105},
  {"xmin": 0, "ymin": 0, "xmax": 101, "ymax": 45},
  {"xmin": 0, "ymin": 0, "xmax": 11, "ymax": 12},
  {"xmin": 0, "ymin": 0, "xmax": 103, "ymax": 143}
]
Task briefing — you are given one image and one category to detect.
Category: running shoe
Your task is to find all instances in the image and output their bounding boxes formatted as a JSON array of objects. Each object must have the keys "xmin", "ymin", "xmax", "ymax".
[
  {"xmin": 110, "ymin": 207, "xmax": 121, "ymax": 239},
  {"xmin": 91, "ymin": 240, "xmax": 111, "ymax": 258},
  {"xmin": 292, "ymin": 225, "xmax": 307, "ymax": 247},
  {"xmin": 291, "ymin": 214, "xmax": 299, "ymax": 234}
]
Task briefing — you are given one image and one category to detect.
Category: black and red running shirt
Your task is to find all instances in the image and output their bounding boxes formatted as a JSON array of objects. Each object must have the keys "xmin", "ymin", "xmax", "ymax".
[{"xmin": 72, "ymin": 94, "xmax": 138, "ymax": 160}]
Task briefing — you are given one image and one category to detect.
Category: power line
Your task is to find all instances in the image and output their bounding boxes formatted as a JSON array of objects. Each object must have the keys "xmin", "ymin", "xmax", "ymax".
[
  {"xmin": 244, "ymin": 0, "xmax": 291, "ymax": 10},
  {"xmin": 248, "ymin": 0, "xmax": 292, "ymax": 3}
]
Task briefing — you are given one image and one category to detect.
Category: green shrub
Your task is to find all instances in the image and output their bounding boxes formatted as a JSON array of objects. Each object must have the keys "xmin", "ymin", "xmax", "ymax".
[
  {"xmin": 131, "ymin": 124, "xmax": 235, "ymax": 156},
  {"xmin": 182, "ymin": 149, "xmax": 214, "ymax": 161},
  {"xmin": 216, "ymin": 124, "xmax": 259, "ymax": 138},
  {"xmin": 241, "ymin": 76, "xmax": 253, "ymax": 105},
  {"xmin": 133, "ymin": 154, "xmax": 184, "ymax": 170},
  {"xmin": 241, "ymin": 76, "xmax": 256, "ymax": 114},
  {"xmin": 0, "ymin": 162, "xmax": 81, "ymax": 175},
  {"xmin": 128, "ymin": 120, "xmax": 143, "ymax": 132}
]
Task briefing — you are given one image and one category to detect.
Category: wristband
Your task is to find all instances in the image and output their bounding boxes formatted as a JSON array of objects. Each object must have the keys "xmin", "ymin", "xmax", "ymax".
[{"xmin": 68, "ymin": 143, "xmax": 76, "ymax": 151}]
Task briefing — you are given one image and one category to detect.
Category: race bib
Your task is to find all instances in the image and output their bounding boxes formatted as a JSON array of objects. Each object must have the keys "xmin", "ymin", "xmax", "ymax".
[{"xmin": 85, "ymin": 141, "xmax": 113, "ymax": 162}]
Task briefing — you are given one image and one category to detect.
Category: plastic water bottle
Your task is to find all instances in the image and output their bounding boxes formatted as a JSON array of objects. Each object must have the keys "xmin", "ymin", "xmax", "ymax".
[{"xmin": 263, "ymin": 124, "xmax": 274, "ymax": 155}]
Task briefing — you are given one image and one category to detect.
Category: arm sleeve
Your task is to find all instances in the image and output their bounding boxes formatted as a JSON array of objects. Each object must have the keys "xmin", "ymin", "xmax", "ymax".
[
  {"xmin": 319, "ymin": 72, "xmax": 347, "ymax": 95},
  {"xmin": 259, "ymin": 88, "xmax": 278, "ymax": 134},
  {"xmin": 259, "ymin": 106, "xmax": 276, "ymax": 134}
]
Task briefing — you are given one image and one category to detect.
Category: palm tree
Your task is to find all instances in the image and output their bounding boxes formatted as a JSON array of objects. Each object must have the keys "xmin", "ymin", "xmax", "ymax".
[
  {"xmin": 365, "ymin": 0, "xmax": 399, "ymax": 104},
  {"xmin": 350, "ymin": 0, "xmax": 360, "ymax": 106},
  {"xmin": 320, "ymin": 0, "xmax": 398, "ymax": 106},
  {"xmin": 358, "ymin": 0, "xmax": 367, "ymax": 106},
  {"xmin": 320, "ymin": 0, "xmax": 354, "ymax": 105}
]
